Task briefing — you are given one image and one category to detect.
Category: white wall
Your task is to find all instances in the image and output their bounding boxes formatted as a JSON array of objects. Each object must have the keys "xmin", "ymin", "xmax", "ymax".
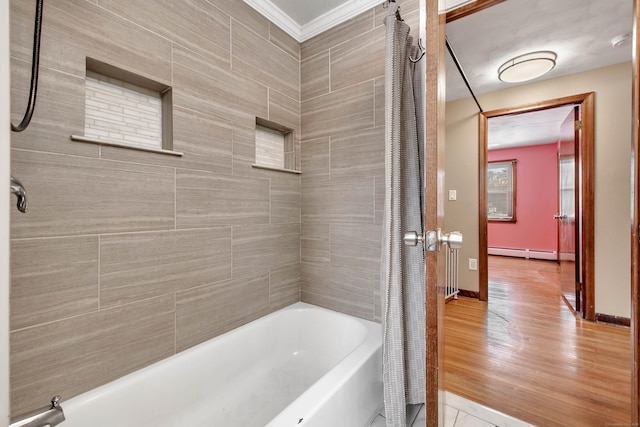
[
  {"xmin": 1, "ymin": 0, "xmax": 11, "ymax": 423},
  {"xmin": 446, "ymin": 62, "xmax": 632, "ymax": 318}
]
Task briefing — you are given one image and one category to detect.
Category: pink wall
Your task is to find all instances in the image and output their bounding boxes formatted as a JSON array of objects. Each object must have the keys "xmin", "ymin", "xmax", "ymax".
[{"xmin": 488, "ymin": 143, "xmax": 558, "ymax": 252}]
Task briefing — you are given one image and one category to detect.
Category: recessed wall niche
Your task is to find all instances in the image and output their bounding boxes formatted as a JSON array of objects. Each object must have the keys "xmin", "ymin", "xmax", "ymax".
[
  {"xmin": 71, "ymin": 58, "xmax": 179, "ymax": 156},
  {"xmin": 252, "ymin": 117, "xmax": 300, "ymax": 174}
]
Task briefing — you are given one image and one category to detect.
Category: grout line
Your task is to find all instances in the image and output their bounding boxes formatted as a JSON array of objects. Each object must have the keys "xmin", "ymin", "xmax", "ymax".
[{"xmin": 97, "ymin": 234, "xmax": 101, "ymax": 311}]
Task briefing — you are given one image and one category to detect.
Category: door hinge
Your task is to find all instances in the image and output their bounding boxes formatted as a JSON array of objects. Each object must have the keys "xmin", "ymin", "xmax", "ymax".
[
  {"xmin": 574, "ymin": 120, "xmax": 582, "ymax": 131},
  {"xmin": 576, "ymin": 281, "xmax": 582, "ymax": 292}
]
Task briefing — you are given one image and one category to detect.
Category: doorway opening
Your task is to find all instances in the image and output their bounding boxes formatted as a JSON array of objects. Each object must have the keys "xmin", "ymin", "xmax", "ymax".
[{"xmin": 478, "ymin": 93, "xmax": 595, "ymax": 320}]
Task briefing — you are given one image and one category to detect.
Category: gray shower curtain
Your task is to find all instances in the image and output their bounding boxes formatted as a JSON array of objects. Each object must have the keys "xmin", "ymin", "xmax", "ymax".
[{"xmin": 381, "ymin": 3, "xmax": 425, "ymax": 427}]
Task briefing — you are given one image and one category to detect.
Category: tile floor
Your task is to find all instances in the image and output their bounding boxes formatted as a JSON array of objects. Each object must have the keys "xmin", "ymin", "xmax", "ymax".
[{"xmin": 369, "ymin": 392, "xmax": 537, "ymax": 427}]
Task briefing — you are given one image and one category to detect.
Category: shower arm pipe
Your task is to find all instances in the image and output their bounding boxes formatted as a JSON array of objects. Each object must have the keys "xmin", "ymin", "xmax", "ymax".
[
  {"xmin": 11, "ymin": 0, "xmax": 44, "ymax": 133},
  {"xmin": 445, "ymin": 36, "xmax": 483, "ymax": 113}
]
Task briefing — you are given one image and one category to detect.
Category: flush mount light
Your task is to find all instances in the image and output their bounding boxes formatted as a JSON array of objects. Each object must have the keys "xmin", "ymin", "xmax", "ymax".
[{"xmin": 498, "ymin": 51, "xmax": 557, "ymax": 83}]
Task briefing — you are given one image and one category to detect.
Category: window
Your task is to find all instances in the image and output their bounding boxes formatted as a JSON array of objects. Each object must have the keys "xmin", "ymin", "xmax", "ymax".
[
  {"xmin": 487, "ymin": 159, "xmax": 517, "ymax": 222},
  {"xmin": 559, "ymin": 157, "xmax": 575, "ymax": 219}
]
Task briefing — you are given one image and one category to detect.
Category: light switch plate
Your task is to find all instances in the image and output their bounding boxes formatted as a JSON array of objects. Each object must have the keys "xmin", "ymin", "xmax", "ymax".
[
  {"xmin": 448, "ymin": 190, "xmax": 457, "ymax": 201},
  {"xmin": 469, "ymin": 258, "xmax": 478, "ymax": 270}
]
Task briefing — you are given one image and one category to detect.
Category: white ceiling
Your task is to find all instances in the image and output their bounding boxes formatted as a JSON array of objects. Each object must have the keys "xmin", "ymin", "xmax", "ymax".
[{"xmin": 244, "ymin": 0, "xmax": 633, "ymax": 149}]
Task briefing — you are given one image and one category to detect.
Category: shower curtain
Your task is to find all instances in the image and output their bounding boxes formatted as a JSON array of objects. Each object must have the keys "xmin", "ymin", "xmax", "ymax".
[{"xmin": 381, "ymin": 3, "xmax": 425, "ymax": 427}]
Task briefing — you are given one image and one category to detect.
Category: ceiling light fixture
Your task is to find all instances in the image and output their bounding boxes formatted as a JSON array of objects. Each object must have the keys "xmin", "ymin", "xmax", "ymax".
[{"xmin": 498, "ymin": 51, "xmax": 557, "ymax": 83}]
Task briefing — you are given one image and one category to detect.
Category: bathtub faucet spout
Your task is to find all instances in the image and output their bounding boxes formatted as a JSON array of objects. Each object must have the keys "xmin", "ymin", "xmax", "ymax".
[
  {"xmin": 11, "ymin": 395, "xmax": 65, "ymax": 427},
  {"xmin": 10, "ymin": 175, "xmax": 28, "ymax": 213}
]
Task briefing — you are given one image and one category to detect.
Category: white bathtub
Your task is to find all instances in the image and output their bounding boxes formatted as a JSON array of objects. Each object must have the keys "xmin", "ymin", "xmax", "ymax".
[{"xmin": 42, "ymin": 302, "xmax": 382, "ymax": 427}]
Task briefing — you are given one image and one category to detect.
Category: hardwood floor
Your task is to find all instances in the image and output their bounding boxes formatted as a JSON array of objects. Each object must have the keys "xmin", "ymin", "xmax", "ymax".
[{"xmin": 444, "ymin": 255, "xmax": 631, "ymax": 427}]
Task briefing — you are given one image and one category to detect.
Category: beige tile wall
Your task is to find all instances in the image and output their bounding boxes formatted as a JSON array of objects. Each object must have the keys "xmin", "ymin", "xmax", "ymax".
[
  {"xmin": 300, "ymin": 0, "xmax": 419, "ymax": 320},
  {"xmin": 9, "ymin": 0, "xmax": 300, "ymax": 417},
  {"xmin": 9, "ymin": 0, "xmax": 421, "ymax": 418}
]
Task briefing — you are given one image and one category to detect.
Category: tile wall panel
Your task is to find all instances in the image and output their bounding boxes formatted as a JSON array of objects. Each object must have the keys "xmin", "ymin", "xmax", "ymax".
[
  {"xmin": 301, "ymin": 222, "xmax": 331, "ymax": 265},
  {"xmin": 11, "ymin": 0, "xmax": 173, "ymax": 82},
  {"xmin": 176, "ymin": 169, "xmax": 271, "ymax": 228},
  {"xmin": 232, "ymin": 22, "xmax": 299, "ymax": 102},
  {"xmin": 330, "ymin": 126, "xmax": 385, "ymax": 179},
  {"xmin": 300, "ymin": 1, "xmax": 419, "ymax": 320},
  {"xmin": 10, "ymin": 295, "xmax": 175, "ymax": 416},
  {"xmin": 11, "ymin": 149, "xmax": 176, "ymax": 239},
  {"xmin": 270, "ymin": 264, "xmax": 301, "ymax": 311},
  {"xmin": 11, "ymin": 61, "xmax": 98, "ymax": 158},
  {"xmin": 301, "ymin": 177, "xmax": 375, "ymax": 224},
  {"xmin": 92, "ymin": 0, "xmax": 231, "ymax": 66},
  {"xmin": 232, "ymin": 223, "xmax": 300, "ymax": 277},
  {"xmin": 11, "ymin": 236, "xmax": 99, "ymax": 330},
  {"xmin": 301, "ymin": 263, "xmax": 375, "ymax": 320},
  {"xmin": 301, "ymin": 80, "xmax": 374, "ymax": 141},
  {"xmin": 209, "ymin": 0, "xmax": 271, "ymax": 40},
  {"xmin": 175, "ymin": 272, "xmax": 270, "ymax": 352},
  {"xmin": 172, "ymin": 45, "xmax": 269, "ymax": 129},
  {"xmin": 269, "ymin": 89, "xmax": 301, "ymax": 132},
  {"xmin": 100, "ymin": 228, "xmax": 232, "ymax": 308},
  {"xmin": 9, "ymin": 0, "xmax": 301, "ymax": 416},
  {"xmin": 9, "ymin": 0, "xmax": 419, "ymax": 416},
  {"xmin": 330, "ymin": 223, "xmax": 382, "ymax": 272},
  {"xmin": 269, "ymin": 23, "xmax": 300, "ymax": 60},
  {"xmin": 330, "ymin": 25, "xmax": 385, "ymax": 92},
  {"xmin": 301, "ymin": 51, "xmax": 330, "ymax": 101},
  {"xmin": 271, "ymin": 178, "xmax": 301, "ymax": 224},
  {"xmin": 301, "ymin": 10, "xmax": 375, "ymax": 60},
  {"xmin": 301, "ymin": 137, "xmax": 331, "ymax": 183},
  {"xmin": 100, "ymin": 107, "xmax": 234, "ymax": 175}
]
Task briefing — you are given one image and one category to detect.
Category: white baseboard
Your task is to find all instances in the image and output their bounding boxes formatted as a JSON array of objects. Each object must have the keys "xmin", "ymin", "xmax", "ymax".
[{"xmin": 488, "ymin": 247, "xmax": 557, "ymax": 261}]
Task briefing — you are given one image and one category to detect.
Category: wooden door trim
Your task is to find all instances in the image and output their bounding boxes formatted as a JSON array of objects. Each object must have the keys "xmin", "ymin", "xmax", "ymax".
[
  {"xmin": 478, "ymin": 93, "xmax": 595, "ymax": 321},
  {"xmin": 631, "ymin": 0, "xmax": 639, "ymax": 421},
  {"xmin": 424, "ymin": 1, "xmax": 445, "ymax": 425},
  {"xmin": 445, "ymin": 0, "xmax": 507, "ymax": 23}
]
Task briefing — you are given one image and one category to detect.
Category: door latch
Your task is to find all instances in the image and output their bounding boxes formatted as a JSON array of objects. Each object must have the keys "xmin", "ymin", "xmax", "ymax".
[{"xmin": 403, "ymin": 229, "xmax": 463, "ymax": 252}]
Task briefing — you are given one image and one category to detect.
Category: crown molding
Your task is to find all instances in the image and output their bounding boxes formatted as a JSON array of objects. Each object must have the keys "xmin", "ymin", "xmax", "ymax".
[
  {"xmin": 300, "ymin": 0, "xmax": 381, "ymax": 42},
  {"xmin": 243, "ymin": 0, "xmax": 381, "ymax": 43},
  {"xmin": 242, "ymin": 0, "xmax": 302, "ymax": 40}
]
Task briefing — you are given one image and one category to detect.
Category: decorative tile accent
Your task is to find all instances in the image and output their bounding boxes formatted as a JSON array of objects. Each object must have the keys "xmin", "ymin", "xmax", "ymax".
[{"xmin": 85, "ymin": 73, "xmax": 162, "ymax": 150}]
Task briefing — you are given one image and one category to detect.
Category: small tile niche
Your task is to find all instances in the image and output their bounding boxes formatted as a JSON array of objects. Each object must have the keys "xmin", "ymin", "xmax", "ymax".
[
  {"xmin": 252, "ymin": 118, "xmax": 300, "ymax": 174},
  {"xmin": 71, "ymin": 58, "xmax": 180, "ymax": 156}
]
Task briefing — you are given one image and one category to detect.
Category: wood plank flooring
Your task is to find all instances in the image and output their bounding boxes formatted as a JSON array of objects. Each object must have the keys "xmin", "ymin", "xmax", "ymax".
[{"xmin": 444, "ymin": 255, "xmax": 631, "ymax": 427}]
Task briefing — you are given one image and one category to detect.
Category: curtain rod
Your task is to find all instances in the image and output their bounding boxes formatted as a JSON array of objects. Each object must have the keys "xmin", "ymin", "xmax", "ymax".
[{"xmin": 445, "ymin": 36, "xmax": 483, "ymax": 113}]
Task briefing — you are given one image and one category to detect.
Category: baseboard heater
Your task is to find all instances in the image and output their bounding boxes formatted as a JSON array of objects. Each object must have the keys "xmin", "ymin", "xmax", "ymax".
[{"xmin": 488, "ymin": 247, "xmax": 557, "ymax": 261}]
